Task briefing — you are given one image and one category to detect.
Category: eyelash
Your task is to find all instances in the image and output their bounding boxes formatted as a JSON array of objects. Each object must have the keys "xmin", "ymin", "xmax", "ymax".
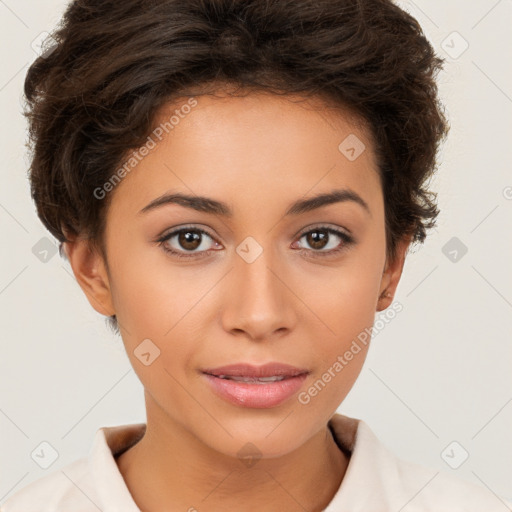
[{"xmin": 156, "ymin": 225, "xmax": 355, "ymax": 260}]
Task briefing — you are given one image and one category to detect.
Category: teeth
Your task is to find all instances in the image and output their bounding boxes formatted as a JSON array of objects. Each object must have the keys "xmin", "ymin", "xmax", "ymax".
[{"xmin": 218, "ymin": 375, "xmax": 287, "ymax": 383}]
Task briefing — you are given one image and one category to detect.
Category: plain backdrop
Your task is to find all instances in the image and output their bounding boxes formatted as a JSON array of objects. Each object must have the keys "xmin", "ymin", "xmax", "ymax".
[{"xmin": 1, "ymin": 0, "xmax": 511, "ymax": 505}]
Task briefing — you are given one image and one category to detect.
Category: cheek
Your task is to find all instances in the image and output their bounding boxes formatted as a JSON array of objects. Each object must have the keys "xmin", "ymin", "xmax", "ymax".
[
  {"xmin": 297, "ymin": 281, "xmax": 376, "ymax": 411},
  {"xmin": 107, "ymin": 239, "xmax": 211, "ymax": 333},
  {"xmin": 107, "ymin": 252, "xmax": 219, "ymax": 378},
  {"xmin": 107, "ymin": 262, "xmax": 202, "ymax": 398},
  {"xmin": 302, "ymin": 247, "xmax": 384, "ymax": 339},
  {"xmin": 298, "ymin": 241, "xmax": 384, "ymax": 402}
]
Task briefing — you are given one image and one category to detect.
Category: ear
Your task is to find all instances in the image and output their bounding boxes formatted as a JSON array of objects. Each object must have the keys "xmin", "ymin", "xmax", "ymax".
[
  {"xmin": 376, "ymin": 235, "xmax": 412, "ymax": 312},
  {"xmin": 63, "ymin": 238, "xmax": 115, "ymax": 317}
]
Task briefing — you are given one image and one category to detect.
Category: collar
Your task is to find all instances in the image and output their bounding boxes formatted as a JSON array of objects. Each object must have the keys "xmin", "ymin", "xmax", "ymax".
[
  {"xmin": 325, "ymin": 413, "xmax": 404, "ymax": 509},
  {"xmin": 89, "ymin": 422, "xmax": 146, "ymax": 511},
  {"xmin": 87, "ymin": 413, "xmax": 427, "ymax": 511}
]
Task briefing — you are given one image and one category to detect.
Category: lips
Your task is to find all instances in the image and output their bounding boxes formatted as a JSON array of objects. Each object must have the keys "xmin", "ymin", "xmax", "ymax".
[
  {"xmin": 202, "ymin": 362, "xmax": 310, "ymax": 379},
  {"xmin": 214, "ymin": 375, "xmax": 288, "ymax": 383},
  {"xmin": 201, "ymin": 362, "xmax": 310, "ymax": 408}
]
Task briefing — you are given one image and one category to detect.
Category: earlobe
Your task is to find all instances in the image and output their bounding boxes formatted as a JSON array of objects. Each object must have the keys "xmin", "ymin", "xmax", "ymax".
[
  {"xmin": 376, "ymin": 235, "xmax": 412, "ymax": 311},
  {"xmin": 63, "ymin": 238, "xmax": 115, "ymax": 317}
]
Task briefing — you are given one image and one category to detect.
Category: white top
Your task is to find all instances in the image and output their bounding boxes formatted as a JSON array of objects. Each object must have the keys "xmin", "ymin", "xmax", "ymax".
[{"xmin": 1, "ymin": 413, "xmax": 510, "ymax": 511}]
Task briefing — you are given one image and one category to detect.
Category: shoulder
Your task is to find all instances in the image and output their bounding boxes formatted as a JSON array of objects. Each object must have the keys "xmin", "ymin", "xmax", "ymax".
[
  {"xmin": 1, "ymin": 423, "xmax": 144, "ymax": 512},
  {"xmin": 328, "ymin": 414, "xmax": 512, "ymax": 511},
  {"xmin": 391, "ymin": 452, "xmax": 512, "ymax": 511},
  {"xmin": 0, "ymin": 457, "xmax": 96, "ymax": 512}
]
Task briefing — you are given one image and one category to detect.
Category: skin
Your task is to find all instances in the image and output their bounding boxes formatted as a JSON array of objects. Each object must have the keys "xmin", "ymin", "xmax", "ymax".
[{"xmin": 65, "ymin": 90, "xmax": 411, "ymax": 512}]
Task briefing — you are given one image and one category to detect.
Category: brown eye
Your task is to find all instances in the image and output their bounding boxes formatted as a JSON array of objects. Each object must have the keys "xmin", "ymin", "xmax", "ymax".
[
  {"xmin": 158, "ymin": 226, "xmax": 221, "ymax": 259},
  {"xmin": 178, "ymin": 230, "xmax": 202, "ymax": 251},
  {"xmin": 304, "ymin": 229, "xmax": 330, "ymax": 250},
  {"xmin": 294, "ymin": 226, "xmax": 355, "ymax": 257}
]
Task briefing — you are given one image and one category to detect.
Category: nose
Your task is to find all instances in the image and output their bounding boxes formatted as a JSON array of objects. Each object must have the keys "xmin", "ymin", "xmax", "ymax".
[{"xmin": 220, "ymin": 244, "xmax": 297, "ymax": 342}]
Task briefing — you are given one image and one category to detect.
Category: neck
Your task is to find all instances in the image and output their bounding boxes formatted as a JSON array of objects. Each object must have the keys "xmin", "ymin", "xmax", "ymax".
[{"xmin": 116, "ymin": 403, "xmax": 350, "ymax": 512}]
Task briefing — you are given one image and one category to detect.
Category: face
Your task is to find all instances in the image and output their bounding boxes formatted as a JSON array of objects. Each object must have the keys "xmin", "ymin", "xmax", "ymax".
[{"xmin": 68, "ymin": 91, "xmax": 409, "ymax": 459}]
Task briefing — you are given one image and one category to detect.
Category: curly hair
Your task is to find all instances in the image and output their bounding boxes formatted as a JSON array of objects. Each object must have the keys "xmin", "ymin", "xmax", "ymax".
[{"xmin": 24, "ymin": 0, "xmax": 449, "ymax": 333}]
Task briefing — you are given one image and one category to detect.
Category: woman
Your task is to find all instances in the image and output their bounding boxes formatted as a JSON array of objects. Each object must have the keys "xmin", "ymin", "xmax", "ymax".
[{"xmin": 3, "ymin": 0, "xmax": 510, "ymax": 510}]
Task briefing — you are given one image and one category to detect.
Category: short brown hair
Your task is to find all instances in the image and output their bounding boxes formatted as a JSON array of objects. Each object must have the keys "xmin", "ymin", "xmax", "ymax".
[{"xmin": 24, "ymin": 0, "xmax": 449, "ymax": 332}]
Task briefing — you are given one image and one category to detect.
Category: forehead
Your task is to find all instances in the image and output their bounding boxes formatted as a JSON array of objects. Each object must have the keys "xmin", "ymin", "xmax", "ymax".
[{"xmin": 107, "ymin": 92, "xmax": 382, "ymax": 219}]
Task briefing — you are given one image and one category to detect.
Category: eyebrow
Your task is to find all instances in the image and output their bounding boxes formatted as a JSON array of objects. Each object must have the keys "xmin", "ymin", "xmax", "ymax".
[{"xmin": 138, "ymin": 188, "xmax": 371, "ymax": 217}]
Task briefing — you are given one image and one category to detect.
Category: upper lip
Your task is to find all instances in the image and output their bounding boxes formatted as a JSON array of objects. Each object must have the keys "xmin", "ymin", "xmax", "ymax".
[{"xmin": 202, "ymin": 363, "xmax": 310, "ymax": 378}]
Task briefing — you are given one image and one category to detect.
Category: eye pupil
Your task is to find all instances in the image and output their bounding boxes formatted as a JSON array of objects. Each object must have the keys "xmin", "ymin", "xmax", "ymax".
[
  {"xmin": 179, "ymin": 230, "xmax": 201, "ymax": 250},
  {"xmin": 307, "ymin": 229, "xmax": 328, "ymax": 250}
]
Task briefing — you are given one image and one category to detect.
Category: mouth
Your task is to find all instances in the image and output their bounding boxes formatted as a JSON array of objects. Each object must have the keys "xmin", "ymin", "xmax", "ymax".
[
  {"xmin": 209, "ymin": 374, "xmax": 295, "ymax": 383},
  {"xmin": 201, "ymin": 362, "xmax": 310, "ymax": 408}
]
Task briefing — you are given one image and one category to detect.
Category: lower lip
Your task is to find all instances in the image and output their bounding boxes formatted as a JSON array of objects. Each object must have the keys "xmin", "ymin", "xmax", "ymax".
[{"xmin": 202, "ymin": 373, "xmax": 308, "ymax": 408}]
